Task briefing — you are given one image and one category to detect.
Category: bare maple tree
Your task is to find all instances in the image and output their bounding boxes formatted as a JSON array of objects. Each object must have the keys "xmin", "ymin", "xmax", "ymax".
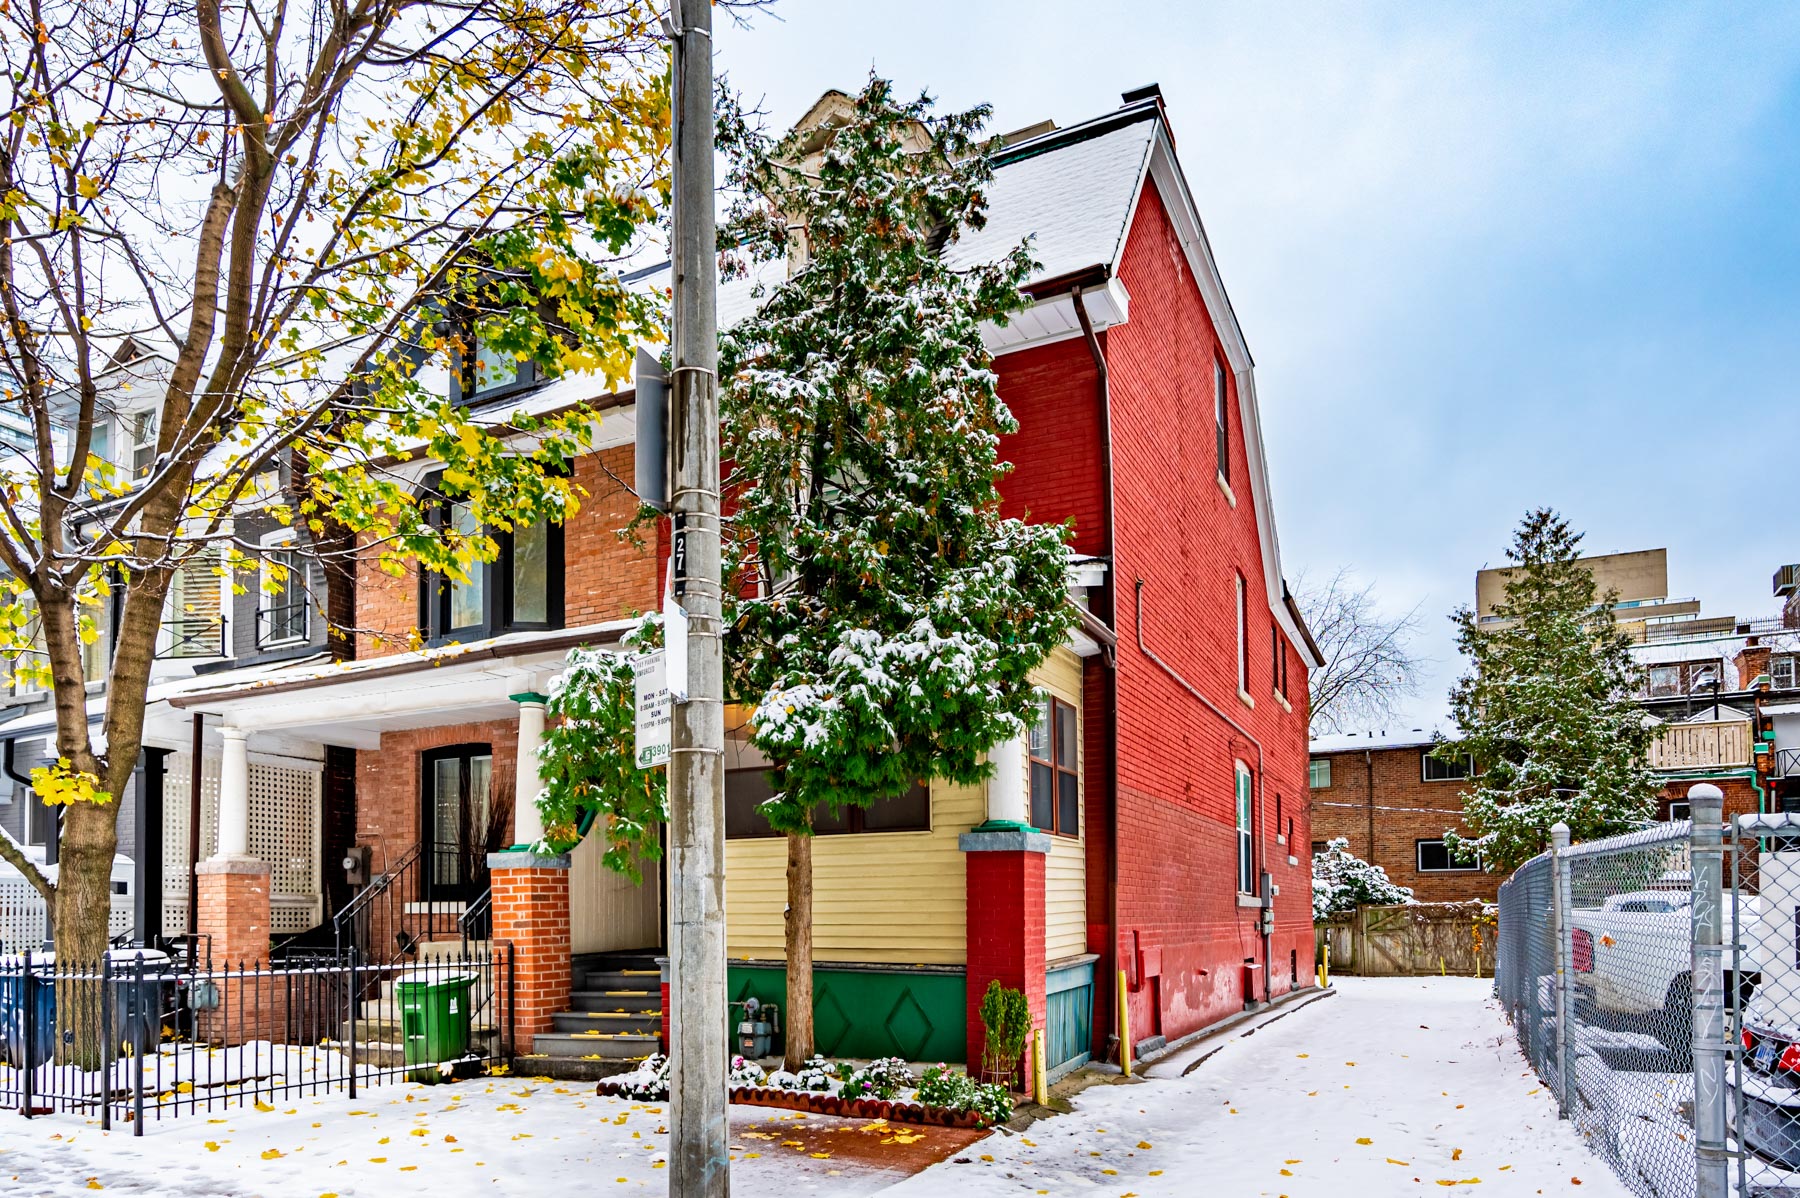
[
  {"xmin": 0, "ymin": 0, "xmax": 671, "ymax": 972},
  {"xmin": 1297, "ymin": 568, "xmax": 1423, "ymax": 736}
]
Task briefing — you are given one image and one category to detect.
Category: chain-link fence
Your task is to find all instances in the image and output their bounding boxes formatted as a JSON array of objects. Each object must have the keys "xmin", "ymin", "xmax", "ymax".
[{"xmin": 1730, "ymin": 811, "xmax": 1800, "ymax": 1197}]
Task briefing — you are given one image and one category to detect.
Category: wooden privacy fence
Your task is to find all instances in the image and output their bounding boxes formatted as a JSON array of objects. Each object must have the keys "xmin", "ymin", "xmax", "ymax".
[{"xmin": 1315, "ymin": 902, "xmax": 1498, "ymax": 977}]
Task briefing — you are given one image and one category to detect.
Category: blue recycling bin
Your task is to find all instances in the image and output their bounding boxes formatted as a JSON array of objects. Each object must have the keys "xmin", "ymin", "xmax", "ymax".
[
  {"xmin": 0, "ymin": 956, "xmax": 56, "ymax": 1068},
  {"xmin": 105, "ymin": 950, "xmax": 173, "ymax": 1055}
]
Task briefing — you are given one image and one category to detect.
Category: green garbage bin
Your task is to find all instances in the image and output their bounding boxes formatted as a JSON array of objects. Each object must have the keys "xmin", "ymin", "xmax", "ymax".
[{"xmin": 394, "ymin": 972, "xmax": 476, "ymax": 1084}]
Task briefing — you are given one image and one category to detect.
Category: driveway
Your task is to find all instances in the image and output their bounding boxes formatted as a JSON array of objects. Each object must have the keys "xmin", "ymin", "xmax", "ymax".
[{"xmin": 888, "ymin": 976, "xmax": 1633, "ymax": 1196}]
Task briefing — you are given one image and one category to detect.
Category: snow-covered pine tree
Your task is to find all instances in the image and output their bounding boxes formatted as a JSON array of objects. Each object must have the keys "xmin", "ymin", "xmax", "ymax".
[
  {"xmin": 1439, "ymin": 508, "xmax": 1658, "ymax": 873},
  {"xmin": 1312, "ymin": 837, "xmax": 1414, "ymax": 920},
  {"xmin": 718, "ymin": 77, "xmax": 1076, "ymax": 1069}
]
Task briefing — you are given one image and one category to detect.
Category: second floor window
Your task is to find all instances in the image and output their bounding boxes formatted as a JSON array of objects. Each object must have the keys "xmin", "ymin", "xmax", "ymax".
[
  {"xmin": 1235, "ymin": 573, "xmax": 1249, "ymax": 697},
  {"xmin": 1028, "ymin": 693, "xmax": 1079, "ymax": 837},
  {"xmin": 1309, "ymin": 758, "xmax": 1331, "ymax": 789},
  {"xmin": 257, "ymin": 536, "xmax": 309, "ymax": 648},
  {"xmin": 419, "ymin": 482, "xmax": 564, "ymax": 642},
  {"xmin": 1772, "ymin": 654, "xmax": 1796, "ymax": 690},
  {"xmin": 1422, "ymin": 751, "xmax": 1473, "ymax": 782}
]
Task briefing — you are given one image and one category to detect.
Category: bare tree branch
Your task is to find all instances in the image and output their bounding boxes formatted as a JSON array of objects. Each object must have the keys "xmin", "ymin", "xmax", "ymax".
[{"xmin": 1296, "ymin": 567, "xmax": 1424, "ymax": 736}]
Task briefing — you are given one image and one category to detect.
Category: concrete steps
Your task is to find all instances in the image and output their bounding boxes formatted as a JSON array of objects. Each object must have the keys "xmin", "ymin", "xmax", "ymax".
[{"xmin": 524, "ymin": 951, "xmax": 664, "ymax": 1080}]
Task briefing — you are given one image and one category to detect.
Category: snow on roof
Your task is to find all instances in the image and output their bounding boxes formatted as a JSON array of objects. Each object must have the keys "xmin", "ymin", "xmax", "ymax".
[
  {"xmin": 941, "ymin": 117, "xmax": 1155, "ymax": 283},
  {"xmin": 1309, "ymin": 728, "xmax": 1456, "ymax": 754}
]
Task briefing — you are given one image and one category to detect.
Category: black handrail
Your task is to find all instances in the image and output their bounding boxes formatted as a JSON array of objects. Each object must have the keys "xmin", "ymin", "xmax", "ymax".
[
  {"xmin": 157, "ymin": 616, "xmax": 223, "ymax": 659},
  {"xmin": 459, "ymin": 887, "xmax": 493, "ymax": 953},
  {"xmin": 333, "ymin": 841, "xmax": 423, "ymax": 962},
  {"xmin": 1778, "ymin": 747, "xmax": 1800, "ymax": 780}
]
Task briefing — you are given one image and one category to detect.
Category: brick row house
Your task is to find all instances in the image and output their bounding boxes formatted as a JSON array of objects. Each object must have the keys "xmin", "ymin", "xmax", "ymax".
[{"xmin": 146, "ymin": 86, "xmax": 1321, "ymax": 1083}]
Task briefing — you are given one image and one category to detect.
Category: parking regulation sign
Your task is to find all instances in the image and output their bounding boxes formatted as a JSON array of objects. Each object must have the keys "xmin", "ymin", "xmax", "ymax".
[{"xmin": 633, "ymin": 650, "xmax": 672, "ymax": 769}]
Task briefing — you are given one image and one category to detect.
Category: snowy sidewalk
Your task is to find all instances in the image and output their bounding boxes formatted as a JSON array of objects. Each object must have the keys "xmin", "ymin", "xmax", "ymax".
[
  {"xmin": 0, "ymin": 1076, "xmax": 984, "ymax": 1197},
  {"xmin": 888, "ymin": 975, "xmax": 1633, "ymax": 1197}
]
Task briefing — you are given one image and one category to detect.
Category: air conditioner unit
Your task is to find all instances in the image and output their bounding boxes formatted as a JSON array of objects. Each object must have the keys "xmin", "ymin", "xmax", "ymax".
[{"xmin": 1776, "ymin": 564, "xmax": 1800, "ymax": 598}]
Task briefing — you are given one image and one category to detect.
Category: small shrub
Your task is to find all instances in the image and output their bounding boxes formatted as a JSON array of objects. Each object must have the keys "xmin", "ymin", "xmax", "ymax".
[
  {"xmin": 914, "ymin": 1064, "xmax": 1013, "ymax": 1125},
  {"xmin": 728, "ymin": 1055, "xmax": 767, "ymax": 1087},
  {"xmin": 782, "ymin": 1054, "xmax": 835, "ymax": 1092},
  {"xmin": 978, "ymin": 980, "xmax": 1031, "ymax": 1088},
  {"xmin": 840, "ymin": 1056, "xmax": 915, "ymax": 1100},
  {"xmin": 614, "ymin": 1053, "xmax": 671, "ymax": 1100}
]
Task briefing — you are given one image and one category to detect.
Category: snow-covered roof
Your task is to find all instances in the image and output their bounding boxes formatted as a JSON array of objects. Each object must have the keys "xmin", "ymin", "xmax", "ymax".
[{"xmin": 1309, "ymin": 729, "xmax": 1456, "ymax": 754}]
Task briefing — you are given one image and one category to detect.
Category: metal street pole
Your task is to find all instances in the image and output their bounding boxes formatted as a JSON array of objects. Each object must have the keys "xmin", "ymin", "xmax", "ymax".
[{"xmin": 666, "ymin": 0, "xmax": 729, "ymax": 1194}]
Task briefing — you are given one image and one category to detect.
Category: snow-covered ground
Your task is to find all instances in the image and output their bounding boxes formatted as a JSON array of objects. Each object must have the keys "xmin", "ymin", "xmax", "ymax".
[
  {"xmin": 890, "ymin": 975, "xmax": 1635, "ymax": 1197},
  {"xmin": 1, "ymin": 976, "xmax": 1633, "ymax": 1197}
]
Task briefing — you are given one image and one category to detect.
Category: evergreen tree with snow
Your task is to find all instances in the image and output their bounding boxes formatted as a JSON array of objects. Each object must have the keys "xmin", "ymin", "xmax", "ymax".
[
  {"xmin": 1312, "ymin": 837, "xmax": 1415, "ymax": 920},
  {"xmin": 1439, "ymin": 508, "xmax": 1658, "ymax": 873},
  {"xmin": 717, "ymin": 77, "xmax": 1075, "ymax": 1069}
]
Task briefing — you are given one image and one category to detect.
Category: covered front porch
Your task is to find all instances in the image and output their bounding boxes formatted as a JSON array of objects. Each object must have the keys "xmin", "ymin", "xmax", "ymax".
[{"xmin": 167, "ymin": 621, "xmax": 665, "ymax": 1073}]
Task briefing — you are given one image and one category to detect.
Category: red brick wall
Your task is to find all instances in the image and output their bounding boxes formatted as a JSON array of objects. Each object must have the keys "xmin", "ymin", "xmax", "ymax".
[
  {"xmin": 963, "ymin": 846, "xmax": 1048, "ymax": 1091},
  {"xmin": 356, "ymin": 444, "xmax": 659, "ymax": 656},
  {"xmin": 996, "ymin": 336, "xmax": 1107, "ymax": 556},
  {"xmin": 1308, "ymin": 747, "xmax": 1495, "ymax": 904},
  {"xmin": 491, "ymin": 861, "xmax": 572, "ymax": 1045},
  {"xmin": 1054, "ymin": 180, "xmax": 1313, "ymax": 1048}
]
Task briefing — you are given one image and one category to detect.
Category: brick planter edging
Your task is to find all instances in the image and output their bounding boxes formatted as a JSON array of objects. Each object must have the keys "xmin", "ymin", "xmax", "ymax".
[{"xmin": 590, "ymin": 1082, "xmax": 989, "ymax": 1128}]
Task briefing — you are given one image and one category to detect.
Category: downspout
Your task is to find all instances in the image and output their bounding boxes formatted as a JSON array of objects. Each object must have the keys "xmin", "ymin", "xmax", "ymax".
[
  {"xmin": 1072, "ymin": 285, "xmax": 1122, "ymax": 1061},
  {"xmin": 1365, "ymin": 751, "xmax": 1376, "ymax": 861}
]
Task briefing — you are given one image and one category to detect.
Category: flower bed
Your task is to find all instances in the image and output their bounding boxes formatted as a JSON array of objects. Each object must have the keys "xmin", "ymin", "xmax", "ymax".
[{"xmin": 594, "ymin": 1055, "xmax": 1011, "ymax": 1127}]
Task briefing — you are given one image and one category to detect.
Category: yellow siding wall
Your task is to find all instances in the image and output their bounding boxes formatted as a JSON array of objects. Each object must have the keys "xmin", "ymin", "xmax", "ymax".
[
  {"xmin": 723, "ymin": 646, "xmax": 1089, "ymax": 968},
  {"xmin": 725, "ymin": 779, "xmax": 983, "ymax": 965},
  {"xmin": 1038, "ymin": 648, "xmax": 1088, "ymax": 963}
]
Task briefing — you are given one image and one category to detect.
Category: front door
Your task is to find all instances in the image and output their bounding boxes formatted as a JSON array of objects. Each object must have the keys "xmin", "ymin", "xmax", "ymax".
[{"xmin": 422, "ymin": 744, "xmax": 493, "ymax": 903}]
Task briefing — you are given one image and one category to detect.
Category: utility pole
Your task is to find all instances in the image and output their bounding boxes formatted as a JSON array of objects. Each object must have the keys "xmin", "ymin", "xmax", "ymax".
[{"xmin": 665, "ymin": 0, "xmax": 729, "ymax": 1194}]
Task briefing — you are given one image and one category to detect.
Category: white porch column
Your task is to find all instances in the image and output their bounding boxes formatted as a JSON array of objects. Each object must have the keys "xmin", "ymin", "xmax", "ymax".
[
  {"xmin": 215, "ymin": 725, "xmax": 252, "ymax": 859},
  {"xmin": 985, "ymin": 733, "xmax": 1030, "ymax": 827},
  {"xmin": 511, "ymin": 692, "xmax": 548, "ymax": 848}
]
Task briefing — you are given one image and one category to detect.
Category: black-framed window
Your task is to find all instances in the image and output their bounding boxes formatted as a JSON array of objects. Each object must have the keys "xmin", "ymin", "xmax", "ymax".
[
  {"xmin": 1214, "ymin": 358, "xmax": 1230, "ymax": 483},
  {"xmin": 422, "ymin": 744, "xmax": 494, "ymax": 901},
  {"xmin": 1416, "ymin": 839, "xmax": 1481, "ymax": 873},
  {"xmin": 1235, "ymin": 573, "xmax": 1249, "ymax": 695},
  {"xmin": 724, "ymin": 769, "xmax": 930, "ymax": 839},
  {"xmin": 1422, "ymin": 751, "xmax": 1472, "ymax": 782},
  {"xmin": 1028, "ymin": 693, "xmax": 1079, "ymax": 837},
  {"xmin": 419, "ymin": 475, "xmax": 564, "ymax": 643},
  {"xmin": 453, "ymin": 330, "xmax": 538, "ymax": 406}
]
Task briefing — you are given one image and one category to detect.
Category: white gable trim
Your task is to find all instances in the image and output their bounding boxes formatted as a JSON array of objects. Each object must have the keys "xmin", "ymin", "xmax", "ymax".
[{"xmin": 1133, "ymin": 126, "xmax": 1320, "ymax": 668}]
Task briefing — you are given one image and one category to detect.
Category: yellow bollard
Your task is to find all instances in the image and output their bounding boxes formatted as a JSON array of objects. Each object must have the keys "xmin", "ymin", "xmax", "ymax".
[
  {"xmin": 1032, "ymin": 1027, "xmax": 1048, "ymax": 1105},
  {"xmin": 1441, "ymin": 956, "xmax": 1447, "ymax": 976},
  {"xmin": 1118, "ymin": 969, "xmax": 1133, "ymax": 1078}
]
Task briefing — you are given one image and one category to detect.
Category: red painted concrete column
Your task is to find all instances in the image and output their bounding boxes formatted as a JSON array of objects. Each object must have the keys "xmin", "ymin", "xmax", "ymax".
[
  {"xmin": 489, "ymin": 851, "xmax": 571, "ymax": 1051},
  {"xmin": 961, "ymin": 827, "xmax": 1049, "ymax": 1094}
]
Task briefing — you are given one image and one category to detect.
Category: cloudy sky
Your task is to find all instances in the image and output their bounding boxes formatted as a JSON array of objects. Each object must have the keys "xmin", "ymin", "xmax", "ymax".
[{"xmin": 715, "ymin": 2, "xmax": 1800, "ymax": 729}]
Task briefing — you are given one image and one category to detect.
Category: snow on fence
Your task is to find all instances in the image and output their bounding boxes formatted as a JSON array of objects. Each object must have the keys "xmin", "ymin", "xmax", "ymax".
[
  {"xmin": 0, "ymin": 943, "xmax": 512, "ymax": 1134},
  {"xmin": 1494, "ymin": 795, "xmax": 1800, "ymax": 1198},
  {"xmin": 1314, "ymin": 901, "xmax": 1496, "ymax": 977}
]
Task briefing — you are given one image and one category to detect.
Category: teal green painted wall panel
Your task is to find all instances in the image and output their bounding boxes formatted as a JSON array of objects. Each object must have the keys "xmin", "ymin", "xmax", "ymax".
[{"xmin": 727, "ymin": 965, "xmax": 966, "ymax": 1063}]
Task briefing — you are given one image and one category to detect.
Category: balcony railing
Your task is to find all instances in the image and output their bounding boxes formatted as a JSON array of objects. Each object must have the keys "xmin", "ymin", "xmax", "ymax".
[
  {"xmin": 1649, "ymin": 719, "xmax": 1752, "ymax": 771},
  {"xmin": 255, "ymin": 600, "xmax": 310, "ymax": 648},
  {"xmin": 1777, "ymin": 747, "xmax": 1800, "ymax": 780},
  {"xmin": 157, "ymin": 616, "xmax": 224, "ymax": 659}
]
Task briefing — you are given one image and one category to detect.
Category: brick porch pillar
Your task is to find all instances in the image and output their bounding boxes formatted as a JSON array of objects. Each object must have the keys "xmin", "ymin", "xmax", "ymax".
[
  {"xmin": 489, "ymin": 851, "xmax": 571, "ymax": 1052},
  {"xmin": 961, "ymin": 826, "xmax": 1049, "ymax": 1094}
]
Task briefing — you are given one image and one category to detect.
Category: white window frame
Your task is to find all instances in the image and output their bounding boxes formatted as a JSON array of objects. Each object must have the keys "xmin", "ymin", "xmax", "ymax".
[
  {"xmin": 126, "ymin": 409, "xmax": 157, "ymax": 478},
  {"xmin": 1669, "ymin": 801, "xmax": 1691, "ymax": 821},
  {"xmin": 1235, "ymin": 572, "xmax": 1250, "ymax": 703},
  {"xmin": 1415, "ymin": 838, "xmax": 1481, "ymax": 873},
  {"xmin": 1309, "ymin": 758, "xmax": 1331, "ymax": 789},
  {"xmin": 257, "ymin": 532, "xmax": 309, "ymax": 648},
  {"xmin": 1646, "ymin": 664, "xmax": 1681, "ymax": 698},
  {"xmin": 1773, "ymin": 654, "xmax": 1797, "ymax": 690},
  {"xmin": 1235, "ymin": 761, "xmax": 1255, "ymax": 895},
  {"xmin": 1421, "ymin": 751, "xmax": 1473, "ymax": 782}
]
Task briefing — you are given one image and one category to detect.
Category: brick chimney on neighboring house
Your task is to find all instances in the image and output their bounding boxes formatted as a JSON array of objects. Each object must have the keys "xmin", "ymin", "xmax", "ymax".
[{"xmin": 1739, "ymin": 642, "xmax": 1773, "ymax": 688}]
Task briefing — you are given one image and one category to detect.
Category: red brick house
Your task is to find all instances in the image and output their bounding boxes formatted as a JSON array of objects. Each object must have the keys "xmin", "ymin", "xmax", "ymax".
[{"xmin": 163, "ymin": 85, "xmax": 1321, "ymax": 1084}]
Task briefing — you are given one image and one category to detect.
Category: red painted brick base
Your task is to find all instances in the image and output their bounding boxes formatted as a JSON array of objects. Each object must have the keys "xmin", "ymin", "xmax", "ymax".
[
  {"xmin": 490, "ymin": 854, "xmax": 571, "ymax": 1048},
  {"xmin": 963, "ymin": 835, "xmax": 1048, "ymax": 1094},
  {"xmin": 194, "ymin": 858, "xmax": 286, "ymax": 1046}
]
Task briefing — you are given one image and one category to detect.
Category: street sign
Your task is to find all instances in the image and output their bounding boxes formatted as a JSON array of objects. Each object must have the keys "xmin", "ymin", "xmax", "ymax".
[{"xmin": 633, "ymin": 650, "xmax": 672, "ymax": 769}]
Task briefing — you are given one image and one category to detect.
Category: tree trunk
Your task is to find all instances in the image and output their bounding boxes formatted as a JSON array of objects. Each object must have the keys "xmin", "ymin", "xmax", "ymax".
[
  {"xmin": 782, "ymin": 820, "xmax": 814, "ymax": 1071},
  {"xmin": 53, "ymin": 800, "xmax": 119, "ymax": 1067}
]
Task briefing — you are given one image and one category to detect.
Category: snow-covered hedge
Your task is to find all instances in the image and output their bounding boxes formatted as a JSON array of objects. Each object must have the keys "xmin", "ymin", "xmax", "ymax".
[{"xmin": 1312, "ymin": 837, "xmax": 1415, "ymax": 920}]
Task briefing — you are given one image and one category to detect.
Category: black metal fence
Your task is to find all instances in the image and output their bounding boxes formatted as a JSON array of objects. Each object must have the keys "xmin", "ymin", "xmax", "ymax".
[{"xmin": 0, "ymin": 943, "xmax": 511, "ymax": 1134}]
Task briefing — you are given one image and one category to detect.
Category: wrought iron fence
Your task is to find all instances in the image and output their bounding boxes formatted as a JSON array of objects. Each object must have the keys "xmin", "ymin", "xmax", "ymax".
[
  {"xmin": 0, "ymin": 942, "xmax": 511, "ymax": 1134},
  {"xmin": 255, "ymin": 600, "xmax": 310, "ymax": 647}
]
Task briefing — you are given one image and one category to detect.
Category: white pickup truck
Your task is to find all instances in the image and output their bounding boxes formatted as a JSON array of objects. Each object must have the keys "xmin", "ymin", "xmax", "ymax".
[{"xmin": 1570, "ymin": 890, "xmax": 1761, "ymax": 1041}]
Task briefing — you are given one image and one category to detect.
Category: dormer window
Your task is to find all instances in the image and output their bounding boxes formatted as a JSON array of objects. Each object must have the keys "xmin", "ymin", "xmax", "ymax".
[
  {"xmin": 418, "ymin": 476, "xmax": 563, "ymax": 643},
  {"xmin": 456, "ymin": 333, "xmax": 536, "ymax": 404}
]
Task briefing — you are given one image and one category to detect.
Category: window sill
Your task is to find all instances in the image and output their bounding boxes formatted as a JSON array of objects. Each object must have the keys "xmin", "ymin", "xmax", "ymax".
[
  {"xmin": 1238, "ymin": 688, "xmax": 1255, "ymax": 710},
  {"xmin": 1236, "ymin": 894, "xmax": 1263, "ymax": 908},
  {"xmin": 1217, "ymin": 473, "xmax": 1237, "ymax": 508},
  {"xmin": 1276, "ymin": 833, "xmax": 1287, "ymax": 847},
  {"xmin": 1273, "ymin": 691, "xmax": 1292, "ymax": 714},
  {"xmin": 1288, "ymin": 855, "xmax": 1300, "ymax": 867}
]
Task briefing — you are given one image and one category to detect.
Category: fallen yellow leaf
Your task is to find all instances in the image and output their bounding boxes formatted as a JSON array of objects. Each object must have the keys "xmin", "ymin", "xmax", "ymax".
[
  {"xmin": 261, "ymin": 1149, "xmax": 283, "ymax": 1160},
  {"xmin": 1452, "ymin": 1148, "xmax": 1463, "ymax": 1161},
  {"xmin": 1356, "ymin": 1137, "xmax": 1373, "ymax": 1146},
  {"xmin": 1137, "ymin": 1141, "xmax": 1153, "ymax": 1149},
  {"xmin": 254, "ymin": 1101, "xmax": 275, "ymax": 1113},
  {"xmin": 1387, "ymin": 1158, "xmax": 1410, "ymax": 1166},
  {"xmin": 205, "ymin": 1142, "xmax": 221, "ymax": 1152}
]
